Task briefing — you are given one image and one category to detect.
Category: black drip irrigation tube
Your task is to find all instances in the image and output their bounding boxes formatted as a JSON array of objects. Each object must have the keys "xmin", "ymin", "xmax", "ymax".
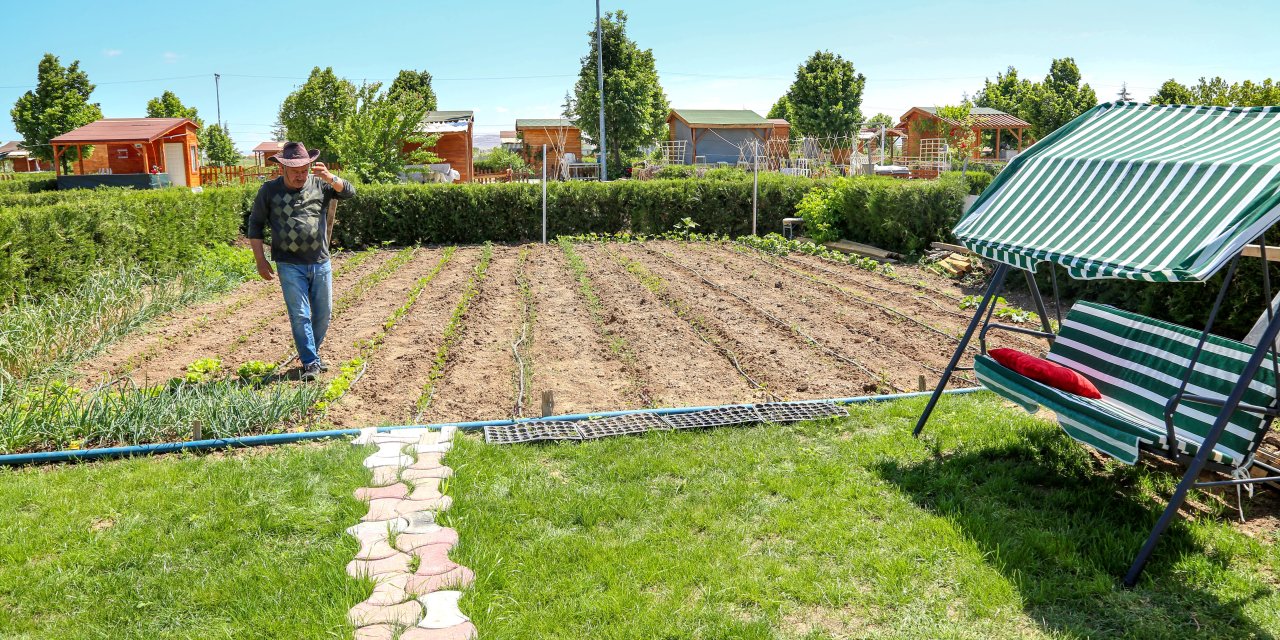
[{"xmin": 0, "ymin": 388, "xmax": 986, "ymax": 466}]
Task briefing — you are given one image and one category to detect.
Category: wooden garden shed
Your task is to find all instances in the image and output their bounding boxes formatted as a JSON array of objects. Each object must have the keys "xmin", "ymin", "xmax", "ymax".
[
  {"xmin": 252, "ymin": 141, "xmax": 284, "ymax": 166},
  {"xmin": 515, "ymin": 118, "xmax": 582, "ymax": 176},
  {"xmin": 667, "ymin": 109, "xmax": 774, "ymax": 165},
  {"xmin": 404, "ymin": 111, "xmax": 475, "ymax": 182},
  {"xmin": 0, "ymin": 141, "xmax": 42, "ymax": 172},
  {"xmin": 897, "ymin": 107, "xmax": 1030, "ymax": 160},
  {"xmin": 50, "ymin": 117, "xmax": 201, "ymax": 189}
]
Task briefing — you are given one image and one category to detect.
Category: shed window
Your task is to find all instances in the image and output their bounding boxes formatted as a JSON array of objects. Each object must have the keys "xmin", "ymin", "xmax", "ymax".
[{"xmin": 116, "ymin": 148, "xmax": 129, "ymax": 159}]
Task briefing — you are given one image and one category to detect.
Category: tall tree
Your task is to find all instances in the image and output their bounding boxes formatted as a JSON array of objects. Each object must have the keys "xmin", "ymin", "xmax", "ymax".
[
  {"xmin": 973, "ymin": 66, "xmax": 1034, "ymax": 122},
  {"xmin": 146, "ymin": 90, "xmax": 203, "ymax": 127},
  {"xmin": 566, "ymin": 10, "xmax": 668, "ymax": 179},
  {"xmin": 867, "ymin": 113, "xmax": 895, "ymax": 128},
  {"xmin": 783, "ymin": 51, "xmax": 866, "ymax": 141},
  {"xmin": 10, "ymin": 53, "xmax": 103, "ymax": 168},
  {"xmin": 387, "ymin": 70, "xmax": 438, "ymax": 111},
  {"xmin": 277, "ymin": 66, "xmax": 357, "ymax": 158},
  {"xmin": 1150, "ymin": 76, "xmax": 1280, "ymax": 107},
  {"xmin": 328, "ymin": 82, "xmax": 439, "ymax": 184},
  {"xmin": 1024, "ymin": 57, "xmax": 1097, "ymax": 140},
  {"xmin": 201, "ymin": 123, "xmax": 239, "ymax": 167},
  {"xmin": 1150, "ymin": 79, "xmax": 1196, "ymax": 105}
]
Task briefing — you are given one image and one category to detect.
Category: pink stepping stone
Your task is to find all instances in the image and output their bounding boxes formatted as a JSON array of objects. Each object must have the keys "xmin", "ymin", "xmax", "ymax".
[
  {"xmin": 406, "ymin": 453, "xmax": 444, "ymax": 469},
  {"xmin": 355, "ymin": 483, "xmax": 410, "ymax": 502},
  {"xmin": 400, "ymin": 466, "xmax": 453, "ymax": 482},
  {"xmin": 348, "ymin": 598, "xmax": 423, "ymax": 628},
  {"xmin": 405, "ymin": 566, "xmax": 475, "ymax": 595},
  {"xmin": 411, "ymin": 543, "xmax": 460, "ymax": 576},
  {"xmin": 355, "ymin": 536, "xmax": 400, "ymax": 562},
  {"xmin": 347, "ymin": 552, "xmax": 411, "ymax": 579},
  {"xmin": 394, "ymin": 528, "xmax": 459, "ymax": 553},
  {"xmin": 362, "ymin": 498, "xmax": 408, "ymax": 522},
  {"xmin": 399, "ymin": 622, "xmax": 478, "ymax": 640},
  {"xmin": 393, "ymin": 496, "xmax": 452, "ymax": 517},
  {"xmin": 353, "ymin": 623, "xmax": 397, "ymax": 640},
  {"xmin": 363, "ymin": 573, "xmax": 411, "ymax": 606},
  {"xmin": 407, "ymin": 481, "xmax": 444, "ymax": 502},
  {"xmin": 369, "ymin": 466, "xmax": 400, "ymax": 487}
]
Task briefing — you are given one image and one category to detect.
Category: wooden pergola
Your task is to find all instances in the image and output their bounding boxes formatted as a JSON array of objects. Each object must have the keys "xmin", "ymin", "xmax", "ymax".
[{"xmin": 898, "ymin": 107, "xmax": 1032, "ymax": 160}]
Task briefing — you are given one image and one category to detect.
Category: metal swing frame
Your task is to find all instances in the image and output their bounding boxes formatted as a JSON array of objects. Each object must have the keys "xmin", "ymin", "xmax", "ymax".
[{"xmin": 913, "ymin": 232, "xmax": 1280, "ymax": 588}]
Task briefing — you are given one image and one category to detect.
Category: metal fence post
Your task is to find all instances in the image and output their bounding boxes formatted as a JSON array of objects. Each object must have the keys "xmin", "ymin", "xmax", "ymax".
[
  {"xmin": 752, "ymin": 153, "xmax": 759, "ymax": 236},
  {"xmin": 541, "ymin": 144, "xmax": 548, "ymax": 244}
]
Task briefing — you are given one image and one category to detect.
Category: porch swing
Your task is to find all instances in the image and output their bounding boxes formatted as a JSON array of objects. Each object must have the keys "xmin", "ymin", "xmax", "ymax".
[{"xmin": 913, "ymin": 102, "xmax": 1280, "ymax": 588}]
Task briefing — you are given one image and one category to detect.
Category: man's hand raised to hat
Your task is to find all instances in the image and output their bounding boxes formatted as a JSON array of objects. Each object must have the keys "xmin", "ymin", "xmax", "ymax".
[{"xmin": 312, "ymin": 162, "xmax": 335, "ymax": 184}]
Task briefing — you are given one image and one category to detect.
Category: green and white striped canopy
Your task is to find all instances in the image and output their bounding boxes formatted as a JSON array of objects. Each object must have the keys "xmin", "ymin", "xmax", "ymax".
[{"xmin": 955, "ymin": 102, "xmax": 1280, "ymax": 282}]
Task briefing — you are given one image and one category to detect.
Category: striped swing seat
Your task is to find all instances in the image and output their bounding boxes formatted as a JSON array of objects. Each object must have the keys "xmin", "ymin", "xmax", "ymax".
[{"xmin": 976, "ymin": 301, "xmax": 1279, "ymax": 467}]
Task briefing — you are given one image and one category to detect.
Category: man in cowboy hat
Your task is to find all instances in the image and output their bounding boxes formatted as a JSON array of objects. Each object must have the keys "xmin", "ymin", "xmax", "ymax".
[{"xmin": 246, "ymin": 141, "xmax": 356, "ymax": 381}]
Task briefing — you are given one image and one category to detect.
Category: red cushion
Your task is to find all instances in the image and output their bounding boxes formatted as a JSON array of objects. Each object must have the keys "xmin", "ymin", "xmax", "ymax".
[{"xmin": 988, "ymin": 348, "xmax": 1102, "ymax": 399}]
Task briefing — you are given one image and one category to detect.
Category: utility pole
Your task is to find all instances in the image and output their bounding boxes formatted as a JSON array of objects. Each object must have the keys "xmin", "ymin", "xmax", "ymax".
[
  {"xmin": 214, "ymin": 73, "xmax": 223, "ymax": 130},
  {"xmin": 595, "ymin": 0, "xmax": 607, "ymax": 182},
  {"xmin": 1118, "ymin": 82, "xmax": 1132, "ymax": 103}
]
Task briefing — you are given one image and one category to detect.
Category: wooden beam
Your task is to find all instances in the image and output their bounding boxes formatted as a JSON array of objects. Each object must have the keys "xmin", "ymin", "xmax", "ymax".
[
  {"xmin": 77, "ymin": 144, "xmax": 84, "ymax": 176},
  {"xmin": 1242, "ymin": 244, "xmax": 1280, "ymax": 262},
  {"xmin": 1016, "ymin": 128, "xmax": 1023, "ymax": 151},
  {"xmin": 993, "ymin": 127, "xmax": 1001, "ymax": 160}
]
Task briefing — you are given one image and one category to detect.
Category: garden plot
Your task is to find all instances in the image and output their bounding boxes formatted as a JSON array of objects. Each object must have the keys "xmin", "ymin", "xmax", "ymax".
[{"xmin": 54, "ymin": 240, "xmax": 1013, "ymax": 448}]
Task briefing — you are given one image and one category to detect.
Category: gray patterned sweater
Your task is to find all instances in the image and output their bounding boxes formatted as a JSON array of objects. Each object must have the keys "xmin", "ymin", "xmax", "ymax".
[{"xmin": 247, "ymin": 175, "xmax": 356, "ymax": 264}]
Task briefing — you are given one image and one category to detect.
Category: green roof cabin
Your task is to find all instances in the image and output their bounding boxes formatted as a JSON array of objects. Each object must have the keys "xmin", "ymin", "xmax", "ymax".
[{"xmin": 667, "ymin": 109, "xmax": 775, "ymax": 165}]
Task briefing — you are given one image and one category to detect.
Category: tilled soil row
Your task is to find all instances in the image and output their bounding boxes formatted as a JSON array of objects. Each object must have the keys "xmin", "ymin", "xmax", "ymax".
[
  {"xmin": 677, "ymin": 243, "xmax": 979, "ymax": 389},
  {"xmin": 524, "ymin": 246, "xmax": 636, "ymax": 416},
  {"xmin": 325, "ymin": 249, "xmax": 481, "ymax": 427},
  {"xmin": 608, "ymin": 243, "xmax": 866, "ymax": 400},
  {"xmin": 74, "ymin": 251, "xmax": 387, "ymax": 386},
  {"xmin": 421, "ymin": 248, "xmax": 524, "ymax": 423},
  {"xmin": 576, "ymin": 244, "xmax": 759, "ymax": 407}
]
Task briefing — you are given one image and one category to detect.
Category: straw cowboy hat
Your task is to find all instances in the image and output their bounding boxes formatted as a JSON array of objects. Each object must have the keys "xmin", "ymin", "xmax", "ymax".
[{"xmin": 268, "ymin": 141, "xmax": 321, "ymax": 167}]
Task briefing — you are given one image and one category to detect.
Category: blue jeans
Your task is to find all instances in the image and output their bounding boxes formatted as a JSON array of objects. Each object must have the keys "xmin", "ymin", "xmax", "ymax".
[{"xmin": 277, "ymin": 261, "xmax": 332, "ymax": 367}]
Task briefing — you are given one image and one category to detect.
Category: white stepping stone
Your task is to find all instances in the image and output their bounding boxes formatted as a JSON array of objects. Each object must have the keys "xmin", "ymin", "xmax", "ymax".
[
  {"xmin": 436, "ymin": 425, "xmax": 458, "ymax": 444},
  {"xmin": 346, "ymin": 518, "xmax": 408, "ymax": 540},
  {"xmin": 351, "ymin": 427, "xmax": 380, "ymax": 445},
  {"xmin": 402, "ymin": 510, "xmax": 440, "ymax": 533},
  {"xmin": 417, "ymin": 591, "xmax": 469, "ymax": 629},
  {"xmin": 372, "ymin": 428, "xmax": 431, "ymax": 444},
  {"xmin": 364, "ymin": 442, "xmax": 414, "ymax": 469},
  {"xmin": 414, "ymin": 441, "xmax": 452, "ymax": 454}
]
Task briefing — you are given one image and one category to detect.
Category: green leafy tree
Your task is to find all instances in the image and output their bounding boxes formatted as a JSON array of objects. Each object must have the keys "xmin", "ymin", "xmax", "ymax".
[
  {"xmin": 277, "ymin": 66, "xmax": 357, "ymax": 158},
  {"xmin": 767, "ymin": 96, "xmax": 797, "ymax": 141},
  {"xmin": 1150, "ymin": 77, "xmax": 1280, "ymax": 107},
  {"xmin": 328, "ymin": 82, "xmax": 439, "ymax": 184},
  {"xmin": 974, "ymin": 66, "xmax": 1034, "ymax": 121},
  {"xmin": 201, "ymin": 123, "xmax": 239, "ymax": 167},
  {"xmin": 10, "ymin": 53, "xmax": 103, "ymax": 168},
  {"xmin": 783, "ymin": 51, "xmax": 866, "ymax": 141},
  {"xmin": 1024, "ymin": 58, "xmax": 1097, "ymax": 140},
  {"xmin": 867, "ymin": 113, "xmax": 895, "ymax": 128},
  {"xmin": 566, "ymin": 10, "xmax": 669, "ymax": 179},
  {"xmin": 387, "ymin": 70, "xmax": 438, "ymax": 111},
  {"xmin": 146, "ymin": 90, "xmax": 203, "ymax": 127}
]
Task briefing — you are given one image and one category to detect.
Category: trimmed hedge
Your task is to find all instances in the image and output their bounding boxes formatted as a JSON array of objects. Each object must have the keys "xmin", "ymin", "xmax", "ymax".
[
  {"xmin": 0, "ymin": 173, "xmax": 57, "ymax": 194},
  {"xmin": 0, "ymin": 187, "xmax": 246, "ymax": 303},
  {"xmin": 831, "ymin": 175, "xmax": 968, "ymax": 255}
]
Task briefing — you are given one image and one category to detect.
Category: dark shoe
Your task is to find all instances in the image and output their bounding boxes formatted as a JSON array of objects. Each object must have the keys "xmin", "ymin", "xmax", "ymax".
[
  {"xmin": 316, "ymin": 357, "xmax": 330, "ymax": 372},
  {"xmin": 300, "ymin": 361, "xmax": 322, "ymax": 382}
]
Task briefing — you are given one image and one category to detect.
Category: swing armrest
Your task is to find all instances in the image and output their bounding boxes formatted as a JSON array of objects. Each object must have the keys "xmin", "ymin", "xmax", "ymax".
[
  {"xmin": 1173, "ymin": 393, "xmax": 1280, "ymax": 418},
  {"xmin": 979, "ymin": 322, "xmax": 1056, "ymax": 347}
]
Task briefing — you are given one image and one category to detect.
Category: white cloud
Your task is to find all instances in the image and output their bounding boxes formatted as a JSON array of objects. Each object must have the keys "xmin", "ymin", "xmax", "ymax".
[
  {"xmin": 162, "ymin": 52, "xmax": 180, "ymax": 63},
  {"xmin": 103, "ymin": 49, "xmax": 122, "ymax": 57}
]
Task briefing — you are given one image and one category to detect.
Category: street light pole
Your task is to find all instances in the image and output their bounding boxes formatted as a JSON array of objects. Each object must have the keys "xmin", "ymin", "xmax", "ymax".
[
  {"xmin": 214, "ymin": 73, "xmax": 223, "ymax": 130},
  {"xmin": 595, "ymin": 0, "xmax": 607, "ymax": 182}
]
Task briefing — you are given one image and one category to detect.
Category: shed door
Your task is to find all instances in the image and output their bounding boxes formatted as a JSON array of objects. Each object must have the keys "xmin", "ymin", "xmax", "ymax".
[{"xmin": 163, "ymin": 142, "xmax": 187, "ymax": 187}]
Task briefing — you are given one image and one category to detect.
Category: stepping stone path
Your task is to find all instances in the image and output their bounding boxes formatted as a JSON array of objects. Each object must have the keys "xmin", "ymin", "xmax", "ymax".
[{"xmin": 348, "ymin": 426, "xmax": 478, "ymax": 640}]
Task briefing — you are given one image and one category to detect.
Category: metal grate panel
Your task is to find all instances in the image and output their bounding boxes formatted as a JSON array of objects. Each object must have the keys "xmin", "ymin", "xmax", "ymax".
[
  {"xmin": 664, "ymin": 405, "xmax": 762, "ymax": 430},
  {"xmin": 576, "ymin": 412, "xmax": 672, "ymax": 439},
  {"xmin": 484, "ymin": 420, "xmax": 583, "ymax": 445},
  {"xmin": 755, "ymin": 401, "xmax": 847, "ymax": 423}
]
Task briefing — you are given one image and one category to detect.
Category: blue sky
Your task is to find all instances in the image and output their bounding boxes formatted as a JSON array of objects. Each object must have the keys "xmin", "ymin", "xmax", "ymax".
[{"xmin": 2, "ymin": 0, "xmax": 1276, "ymax": 152}]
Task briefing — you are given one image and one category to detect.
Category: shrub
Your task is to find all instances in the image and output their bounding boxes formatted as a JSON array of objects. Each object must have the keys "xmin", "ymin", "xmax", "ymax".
[
  {"xmin": 654, "ymin": 165, "xmax": 696, "ymax": 179},
  {"xmin": 941, "ymin": 170, "xmax": 995, "ymax": 195},
  {"xmin": 834, "ymin": 176, "xmax": 968, "ymax": 255},
  {"xmin": 795, "ymin": 185, "xmax": 841, "ymax": 244},
  {"xmin": 0, "ymin": 173, "xmax": 56, "ymax": 194},
  {"xmin": 0, "ymin": 186, "xmax": 247, "ymax": 303},
  {"xmin": 474, "ymin": 147, "xmax": 529, "ymax": 174}
]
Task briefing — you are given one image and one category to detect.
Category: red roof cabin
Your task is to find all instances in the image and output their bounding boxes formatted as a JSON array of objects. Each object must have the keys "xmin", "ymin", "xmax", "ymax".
[
  {"xmin": 403, "ymin": 111, "xmax": 475, "ymax": 182},
  {"xmin": 0, "ymin": 141, "xmax": 43, "ymax": 172},
  {"xmin": 896, "ymin": 107, "xmax": 1030, "ymax": 161},
  {"xmin": 252, "ymin": 141, "xmax": 284, "ymax": 166},
  {"xmin": 50, "ymin": 117, "xmax": 201, "ymax": 189}
]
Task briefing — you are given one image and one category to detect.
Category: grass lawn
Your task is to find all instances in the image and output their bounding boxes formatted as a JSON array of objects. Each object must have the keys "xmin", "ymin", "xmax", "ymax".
[
  {"xmin": 0, "ymin": 441, "xmax": 370, "ymax": 639},
  {"xmin": 445, "ymin": 393, "xmax": 1280, "ymax": 639}
]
